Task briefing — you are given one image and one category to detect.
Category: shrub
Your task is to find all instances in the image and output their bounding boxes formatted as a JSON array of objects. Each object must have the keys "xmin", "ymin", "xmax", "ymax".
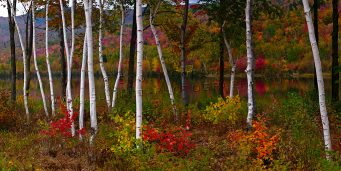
[
  {"xmin": 228, "ymin": 114, "xmax": 281, "ymax": 166},
  {"xmin": 143, "ymin": 125, "xmax": 195, "ymax": 156},
  {"xmin": 203, "ymin": 96, "xmax": 241, "ymax": 124}
]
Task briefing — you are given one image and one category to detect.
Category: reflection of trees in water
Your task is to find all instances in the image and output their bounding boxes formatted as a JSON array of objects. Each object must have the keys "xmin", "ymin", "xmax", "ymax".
[{"xmin": 0, "ymin": 77, "xmax": 330, "ymax": 105}]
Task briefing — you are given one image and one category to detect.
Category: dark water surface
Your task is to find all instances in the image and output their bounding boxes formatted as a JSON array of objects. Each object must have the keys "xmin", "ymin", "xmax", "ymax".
[{"xmin": 0, "ymin": 76, "xmax": 332, "ymax": 109}]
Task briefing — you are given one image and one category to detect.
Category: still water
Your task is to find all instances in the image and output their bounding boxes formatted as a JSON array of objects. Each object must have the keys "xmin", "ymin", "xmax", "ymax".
[{"xmin": 0, "ymin": 76, "xmax": 332, "ymax": 109}]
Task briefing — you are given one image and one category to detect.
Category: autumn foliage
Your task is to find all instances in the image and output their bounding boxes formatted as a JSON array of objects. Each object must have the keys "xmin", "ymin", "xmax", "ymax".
[
  {"xmin": 228, "ymin": 114, "xmax": 280, "ymax": 164},
  {"xmin": 143, "ymin": 125, "xmax": 195, "ymax": 156},
  {"xmin": 40, "ymin": 99, "xmax": 86, "ymax": 138}
]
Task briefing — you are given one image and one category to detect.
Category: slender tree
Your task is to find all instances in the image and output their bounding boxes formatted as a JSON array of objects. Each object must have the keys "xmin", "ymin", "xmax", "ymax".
[
  {"xmin": 8, "ymin": 0, "xmax": 29, "ymax": 119},
  {"xmin": 7, "ymin": 0, "xmax": 16, "ymax": 103},
  {"xmin": 313, "ymin": 0, "xmax": 319, "ymax": 92},
  {"xmin": 59, "ymin": 24, "xmax": 67, "ymax": 97},
  {"xmin": 222, "ymin": 22, "xmax": 236, "ymax": 98},
  {"xmin": 136, "ymin": 0, "xmax": 143, "ymax": 140},
  {"xmin": 32, "ymin": 0, "xmax": 49, "ymax": 117},
  {"xmin": 127, "ymin": 0, "xmax": 137, "ymax": 94},
  {"xmin": 79, "ymin": 33, "xmax": 87, "ymax": 140},
  {"xmin": 45, "ymin": 0, "xmax": 55, "ymax": 116},
  {"xmin": 112, "ymin": 1, "xmax": 125, "ymax": 108},
  {"xmin": 59, "ymin": 0, "xmax": 75, "ymax": 136},
  {"xmin": 150, "ymin": 1, "xmax": 177, "ymax": 119},
  {"xmin": 99, "ymin": 0, "xmax": 111, "ymax": 109},
  {"xmin": 180, "ymin": 0, "xmax": 189, "ymax": 106},
  {"xmin": 332, "ymin": 0, "xmax": 339, "ymax": 101},
  {"xmin": 25, "ymin": 5, "xmax": 33, "ymax": 98},
  {"xmin": 84, "ymin": 0, "xmax": 98, "ymax": 144},
  {"xmin": 245, "ymin": 0, "xmax": 255, "ymax": 129},
  {"xmin": 302, "ymin": 0, "xmax": 332, "ymax": 159}
]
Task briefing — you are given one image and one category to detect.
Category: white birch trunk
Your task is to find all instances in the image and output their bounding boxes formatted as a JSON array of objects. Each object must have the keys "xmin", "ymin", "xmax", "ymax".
[
  {"xmin": 45, "ymin": 0, "xmax": 55, "ymax": 116},
  {"xmin": 150, "ymin": 2, "xmax": 177, "ymax": 116},
  {"xmin": 32, "ymin": 0, "xmax": 49, "ymax": 117},
  {"xmin": 222, "ymin": 24, "xmax": 236, "ymax": 98},
  {"xmin": 98, "ymin": 0, "xmax": 111, "ymax": 109},
  {"xmin": 245, "ymin": 0, "xmax": 255, "ymax": 129},
  {"xmin": 84, "ymin": 0, "xmax": 97, "ymax": 145},
  {"xmin": 136, "ymin": 0, "xmax": 143, "ymax": 140},
  {"xmin": 59, "ymin": 0, "xmax": 75, "ymax": 136},
  {"xmin": 79, "ymin": 33, "xmax": 87, "ymax": 140},
  {"xmin": 111, "ymin": 2, "xmax": 125, "ymax": 109},
  {"xmin": 302, "ymin": 0, "xmax": 332, "ymax": 158},
  {"xmin": 8, "ymin": 0, "xmax": 29, "ymax": 119}
]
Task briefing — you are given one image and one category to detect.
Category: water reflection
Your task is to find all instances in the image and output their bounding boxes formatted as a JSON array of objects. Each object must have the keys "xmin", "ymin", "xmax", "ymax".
[{"xmin": 0, "ymin": 76, "xmax": 331, "ymax": 106}]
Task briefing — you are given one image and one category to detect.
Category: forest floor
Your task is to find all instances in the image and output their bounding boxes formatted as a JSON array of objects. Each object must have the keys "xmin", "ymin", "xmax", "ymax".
[{"xmin": 1, "ymin": 90, "xmax": 341, "ymax": 170}]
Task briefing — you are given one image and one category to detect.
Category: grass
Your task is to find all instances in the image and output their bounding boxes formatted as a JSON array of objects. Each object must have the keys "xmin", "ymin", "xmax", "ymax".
[{"xmin": 0, "ymin": 89, "xmax": 341, "ymax": 170}]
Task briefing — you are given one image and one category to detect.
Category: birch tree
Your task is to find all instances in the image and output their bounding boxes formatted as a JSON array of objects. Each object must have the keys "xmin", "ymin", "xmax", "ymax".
[
  {"xmin": 301, "ymin": 0, "xmax": 332, "ymax": 159},
  {"xmin": 79, "ymin": 33, "xmax": 87, "ymax": 140},
  {"xmin": 59, "ymin": 0, "xmax": 75, "ymax": 136},
  {"xmin": 149, "ymin": 1, "xmax": 177, "ymax": 118},
  {"xmin": 7, "ymin": 0, "xmax": 16, "ymax": 103},
  {"xmin": 84, "ymin": 0, "xmax": 98, "ymax": 144},
  {"xmin": 111, "ymin": 1, "xmax": 125, "ymax": 109},
  {"xmin": 245, "ymin": 0, "xmax": 255, "ymax": 129},
  {"xmin": 32, "ymin": 0, "xmax": 49, "ymax": 117},
  {"xmin": 135, "ymin": 0, "xmax": 143, "ymax": 140},
  {"xmin": 222, "ymin": 22, "xmax": 236, "ymax": 98},
  {"xmin": 99, "ymin": 0, "xmax": 111, "ymax": 109},
  {"xmin": 45, "ymin": 0, "xmax": 55, "ymax": 116},
  {"xmin": 8, "ymin": 0, "xmax": 29, "ymax": 119}
]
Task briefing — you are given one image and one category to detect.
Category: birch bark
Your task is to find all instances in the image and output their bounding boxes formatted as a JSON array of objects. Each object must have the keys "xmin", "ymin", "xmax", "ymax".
[
  {"xmin": 32, "ymin": 0, "xmax": 49, "ymax": 117},
  {"xmin": 45, "ymin": 0, "xmax": 55, "ymax": 116},
  {"xmin": 245, "ymin": 0, "xmax": 255, "ymax": 129},
  {"xmin": 150, "ymin": 2, "xmax": 177, "ymax": 119},
  {"xmin": 111, "ymin": 1, "xmax": 125, "ymax": 108},
  {"xmin": 8, "ymin": 0, "xmax": 29, "ymax": 119},
  {"xmin": 302, "ymin": 0, "xmax": 332, "ymax": 158},
  {"xmin": 84, "ymin": 0, "xmax": 98, "ymax": 144},
  {"xmin": 79, "ymin": 33, "xmax": 87, "ymax": 140},
  {"xmin": 99, "ymin": 0, "xmax": 111, "ymax": 108},
  {"xmin": 222, "ymin": 23, "xmax": 236, "ymax": 98},
  {"xmin": 135, "ymin": 0, "xmax": 143, "ymax": 140}
]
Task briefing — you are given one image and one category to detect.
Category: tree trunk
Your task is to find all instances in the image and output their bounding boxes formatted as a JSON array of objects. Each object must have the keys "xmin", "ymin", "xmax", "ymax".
[
  {"xmin": 180, "ymin": 0, "xmax": 189, "ymax": 106},
  {"xmin": 136, "ymin": 0, "xmax": 143, "ymax": 141},
  {"xmin": 45, "ymin": 0, "xmax": 55, "ymax": 116},
  {"xmin": 302, "ymin": 0, "xmax": 332, "ymax": 159},
  {"xmin": 332, "ymin": 0, "xmax": 339, "ymax": 101},
  {"xmin": 99, "ymin": 0, "xmax": 111, "ymax": 109},
  {"xmin": 32, "ymin": 0, "xmax": 49, "ymax": 117},
  {"xmin": 219, "ymin": 28, "xmax": 224, "ymax": 98},
  {"xmin": 79, "ymin": 33, "xmax": 87, "ymax": 140},
  {"xmin": 59, "ymin": 25, "xmax": 67, "ymax": 97},
  {"xmin": 246, "ymin": 0, "xmax": 255, "ymax": 129},
  {"xmin": 313, "ymin": 0, "xmax": 319, "ymax": 93},
  {"xmin": 112, "ymin": 2, "xmax": 125, "ymax": 108},
  {"xmin": 8, "ymin": 0, "xmax": 29, "ymax": 119},
  {"xmin": 127, "ymin": 1, "xmax": 137, "ymax": 95},
  {"xmin": 150, "ymin": 1, "xmax": 177, "ymax": 120},
  {"xmin": 7, "ymin": 0, "xmax": 16, "ymax": 103},
  {"xmin": 26, "ymin": 7, "xmax": 33, "ymax": 97},
  {"xmin": 84, "ymin": 0, "xmax": 97, "ymax": 145},
  {"xmin": 222, "ymin": 24, "xmax": 236, "ymax": 98},
  {"xmin": 59, "ymin": 0, "xmax": 75, "ymax": 136}
]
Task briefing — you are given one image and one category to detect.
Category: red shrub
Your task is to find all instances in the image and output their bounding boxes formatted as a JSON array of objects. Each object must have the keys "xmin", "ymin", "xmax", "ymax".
[
  {"xmin": 41, "ymin": 98, "xmax": 85, "ymax": 139},
  {"xmin": 143, "ymin": 125, "xmax": 195, "ymax": 156}
]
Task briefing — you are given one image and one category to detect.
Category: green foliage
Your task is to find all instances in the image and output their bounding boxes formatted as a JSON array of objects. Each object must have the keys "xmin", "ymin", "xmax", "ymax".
[
  {"xmin": 110, "ymin": 111, "xmax": 137, "ymax": 154},
  {"xmin": 203, "ymin": 96, "xmax": 241, "ymax": 124}
]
